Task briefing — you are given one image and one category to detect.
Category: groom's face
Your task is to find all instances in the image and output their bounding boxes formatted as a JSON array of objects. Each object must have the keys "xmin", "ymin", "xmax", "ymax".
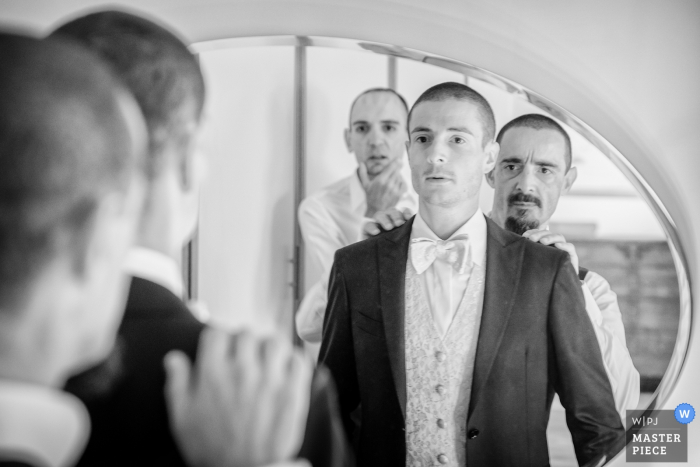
[{"xmin": 407, "ymin": 98, "xmax": 497, "ymax": 208}]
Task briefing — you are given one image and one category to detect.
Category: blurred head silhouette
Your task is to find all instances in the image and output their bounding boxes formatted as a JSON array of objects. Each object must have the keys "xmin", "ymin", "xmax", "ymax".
[
  {"xmin": 0, "ymin": 32, "xmax": 147, "ymax": 386},
  {"xmin": 51, "ymin": 10, "xmax": 206, "ymax": 259}
]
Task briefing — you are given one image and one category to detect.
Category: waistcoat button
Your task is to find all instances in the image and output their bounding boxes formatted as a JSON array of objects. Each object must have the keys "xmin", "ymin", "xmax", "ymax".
[
  {"xmin": 437, "ymin": 454, "xmax": 449, "ymax": 464},
  {"xmin": 437, "ymin": 418, "xmax": 445, "ymax": 429},
  {"xmin": 468, "ymin": 428, "xmax": 480, "ymax": 439}
]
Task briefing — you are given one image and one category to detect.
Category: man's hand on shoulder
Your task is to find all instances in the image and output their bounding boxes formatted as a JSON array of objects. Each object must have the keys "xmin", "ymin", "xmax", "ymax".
[
  {"xmin": 363, "ymin": 207, "xmax": 413, "ymax": 237},
  {"xmin": 523, "ymin": 229, "xmax": 579, "ymax": 274},
  {"xmin": 359, "ymin": 158, "xmax": 407, "ymax": 218},
  {"xmin": 164, "ymin": 327, "xmax": 313, "ymax": 467}
]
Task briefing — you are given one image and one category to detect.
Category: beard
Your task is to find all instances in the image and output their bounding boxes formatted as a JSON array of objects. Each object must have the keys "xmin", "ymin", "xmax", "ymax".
[
  {"xmin": 504, "ymin": 192, "xmax": 542, "ymax": 235},
  {"xmin": 505, "ymin": 214, "xmax": 540, "ymax": 235}
]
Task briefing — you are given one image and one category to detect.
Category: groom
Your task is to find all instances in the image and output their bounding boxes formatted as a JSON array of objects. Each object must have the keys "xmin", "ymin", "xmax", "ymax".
[{"xmin": 319, "ymin": 82, "xmax": 624, "ymax": 467}]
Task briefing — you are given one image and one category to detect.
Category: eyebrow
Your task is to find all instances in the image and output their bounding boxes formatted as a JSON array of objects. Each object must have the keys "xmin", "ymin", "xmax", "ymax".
[
  {"xmin": 447, "ymin": 126, "xmax": 473, "ymax": 134},
  {"xmin": 352, "ymin": 119, "xmax": 401, "ymax": 126},
  {"xmin": 410, "ymin": 126, "xmax": 474, "ymax": 134},
  {"xmin": 501, "ymin": 156, "xmax": 560, "ymax": 168}
]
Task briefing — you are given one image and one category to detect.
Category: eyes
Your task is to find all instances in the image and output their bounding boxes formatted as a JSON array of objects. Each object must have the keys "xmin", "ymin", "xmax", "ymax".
[
  {"xmin": 412, "ymin": 135, "xmax": 468, "ymax": 144},
  {"xmin": 353, "ymin": 123, "xmax": 399, "ymax": 134},
  {"xmin": 502, "ymin": 163, "xmax": 555, "ymax": 175}
]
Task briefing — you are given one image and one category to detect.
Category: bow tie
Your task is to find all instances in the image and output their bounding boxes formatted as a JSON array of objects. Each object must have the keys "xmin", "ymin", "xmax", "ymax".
[{"xmin": 410, "ymin": 234, "xmax": 472, "ymax": 275}]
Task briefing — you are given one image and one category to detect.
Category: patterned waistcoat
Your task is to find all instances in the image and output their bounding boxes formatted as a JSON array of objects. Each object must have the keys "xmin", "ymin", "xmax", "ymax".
[{"xmin": 404, "ymin": 258, "xmax": 485, "ymax": 467}]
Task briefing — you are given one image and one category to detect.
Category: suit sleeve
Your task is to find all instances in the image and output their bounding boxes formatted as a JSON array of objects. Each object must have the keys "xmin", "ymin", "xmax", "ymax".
[
  {"xmin": 297, "ymin": 364, "xmax": 355, "ymax": 467},
  {"xmin": 317, "ymin": 250, "xmax": 361, "ymax": 443},
  {"xmin": 549, "ymin": 254, "xmax": 625, "ymax": 466}
]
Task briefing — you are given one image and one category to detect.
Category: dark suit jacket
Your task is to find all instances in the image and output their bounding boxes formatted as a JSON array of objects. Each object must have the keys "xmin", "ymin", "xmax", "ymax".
[
  {"xmin": 319, "ymin": 216, "xmax": 624, "ymax": 467},
  {"xmin": 66, "ymin": 276, "xmax": 352, "ymax": 467}
]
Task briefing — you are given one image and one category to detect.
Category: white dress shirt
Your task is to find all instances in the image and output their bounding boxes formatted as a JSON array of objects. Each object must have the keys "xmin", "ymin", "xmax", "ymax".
[
  {"xmin": 409, "ymin": 210, "xmax": 487, "ymax": 337},
  {"xmin": 296, "ymin": 163, "xmax": 417, "ymax": 343},
  {"xmin": 124, "ymin": 247, "xmax": 185, "ymax": 299},
  {"xmin": 582, "ymin": 270, "xmax": 640, "ymax": 419},
  {"xmin": 0, "ymin": 380, "xmax": 90, "ymax": 467}
]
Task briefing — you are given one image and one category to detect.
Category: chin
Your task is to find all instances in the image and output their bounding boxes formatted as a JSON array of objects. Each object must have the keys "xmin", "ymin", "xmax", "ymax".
[{"xmin": 505, "ymin": 215, "xmax": 541, "ymax": 235}]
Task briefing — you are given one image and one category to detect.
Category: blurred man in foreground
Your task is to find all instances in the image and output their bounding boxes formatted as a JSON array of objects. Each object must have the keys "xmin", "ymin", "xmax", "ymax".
[
  {"xmin": 53, "ymin": 10, "xmax": 348, "ymax": 467},
  {"xmin": 0, "ymin": 31, "xmax": 146, "ymax": 466}
]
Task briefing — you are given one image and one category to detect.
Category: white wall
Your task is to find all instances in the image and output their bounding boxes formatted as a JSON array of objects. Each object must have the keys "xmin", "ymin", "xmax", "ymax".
[{"xmin": 197, "ymin": 46, "xmax": 296, "ymax": 335}]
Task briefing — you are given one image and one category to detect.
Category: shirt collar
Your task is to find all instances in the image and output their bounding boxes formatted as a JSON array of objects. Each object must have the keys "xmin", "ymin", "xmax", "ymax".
[
  {"xmin": 0, "ymin": 380, "xmax": 89, "ymax": 467},
  {"xmin": 124, "ymin": 246, "xmax": 184, "ymax": 299},
  {"xmin": 411, "ymin": 208, "xmax": 487, "ymax": 267}
]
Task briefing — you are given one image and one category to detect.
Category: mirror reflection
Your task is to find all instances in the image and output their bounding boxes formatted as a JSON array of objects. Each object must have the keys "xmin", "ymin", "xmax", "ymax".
[{"xmin": 192, "ymin": 39, "xmax": 681, "ymax": 466}]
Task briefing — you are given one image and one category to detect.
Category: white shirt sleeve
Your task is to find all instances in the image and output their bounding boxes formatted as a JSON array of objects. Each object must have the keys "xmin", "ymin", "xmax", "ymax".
[
  {"xmin": 295, "ymin": 197, "xmax": 346, "ymax": 344},
  {"xmin": 581, "ymin": 270, "xmax": 641, "ymax": 422}
]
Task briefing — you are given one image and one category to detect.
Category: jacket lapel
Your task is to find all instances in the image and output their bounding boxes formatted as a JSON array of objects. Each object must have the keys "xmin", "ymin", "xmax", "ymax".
[
  {"xmin": 468, "ymin": 217, "xmax": 524, "ymax": 418},
  {"xmin": 378, "ymin": 216, "xmax": 414, "ymax": 420}
]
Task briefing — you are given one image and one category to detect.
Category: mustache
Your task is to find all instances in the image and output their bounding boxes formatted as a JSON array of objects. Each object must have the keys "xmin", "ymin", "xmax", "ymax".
[{"xmin": 507, "ymin": 192, "xmax": 542, "ymax": 208}]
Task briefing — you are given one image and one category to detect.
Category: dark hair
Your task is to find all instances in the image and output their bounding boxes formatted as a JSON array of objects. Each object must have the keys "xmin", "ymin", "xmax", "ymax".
[
  {"xmin": 496, "ymin": 114, "xmax": 572, "ymax": 171},
  {"xmin": 407, "ymin": 82, "xmax": 496, "ymax": 146},
  {"xmin": 349, "ymin": 88, "xmax": 409, "ymax": 126},
  {"xmin": 50, "ymin": 10, "xmax": 205, "ymax": 180},
  {"xmin": 0, "ymin": 33, "xmax": 140, "ymax": 307}
]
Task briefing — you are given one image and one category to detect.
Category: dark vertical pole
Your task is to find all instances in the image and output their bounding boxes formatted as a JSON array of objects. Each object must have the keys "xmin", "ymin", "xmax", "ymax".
[
  {"xmin": 182, "ymin": 53, "xmax": 201, "ymax": 302},
  {"xmin": 292, "ymin": 43, "xmax": 307, "ymax": 346}
]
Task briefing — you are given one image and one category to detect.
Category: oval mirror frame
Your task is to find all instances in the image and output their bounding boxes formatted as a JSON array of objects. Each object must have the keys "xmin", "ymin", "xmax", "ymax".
[{"xmin": 191, "ymin": 34, "xmax": 693, "ymax": 415}]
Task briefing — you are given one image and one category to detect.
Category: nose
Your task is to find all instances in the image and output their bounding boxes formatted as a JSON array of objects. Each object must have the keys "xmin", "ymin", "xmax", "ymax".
[
  {"xmin": 368, "ymin": 126, "xmax": 384, "ymax": 147},
  {"xmin": 427, "ymin": 140, "xmax": 447, "ymax": 165},
  {"xmin": 514, "ymin": 164, "xmax": 537, "ymax": 192}
]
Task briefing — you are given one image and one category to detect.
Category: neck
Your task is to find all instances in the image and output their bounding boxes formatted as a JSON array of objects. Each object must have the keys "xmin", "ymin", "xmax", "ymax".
[
  {"xmin": 418, "ymin": 198, "xmax": 479, "ymax": 240},
  {"xmin": 136, "ymin": 174, "xmax": 188, "ymax": 262},
  {"xmin": 489, "ymin": 208, "xmax": 507, "ymax": 230},
  {"xmin": 0, "ymin": 302, "xmax": 65, "ymax": 388}
]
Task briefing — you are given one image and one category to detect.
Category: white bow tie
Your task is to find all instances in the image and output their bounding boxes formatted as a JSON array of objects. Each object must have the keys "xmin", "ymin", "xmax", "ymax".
[{"xmin": 409, "ymin": 234, "xmax": 472, "ymax": 275}]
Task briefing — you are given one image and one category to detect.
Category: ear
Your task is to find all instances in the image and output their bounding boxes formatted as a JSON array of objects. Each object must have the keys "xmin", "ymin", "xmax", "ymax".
[
  {"xmin": 483, "ymin": 140, "xmax": 499, "ymax": 174},
  {"xmin": 344, "ymin": 128, "xmax": 351, "ymax": 152},
  {"xmin": 563, "ymin": 166, "xmax": 578, "ymax": 194},
  {"xmin": 485, "ymin": 168, "xmax": 496, "ymax": 189}
]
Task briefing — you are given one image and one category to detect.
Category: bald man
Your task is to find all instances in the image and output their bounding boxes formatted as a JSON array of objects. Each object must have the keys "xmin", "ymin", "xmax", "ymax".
[
  {"xmin": 297, "ymin": 88, "xmax": 417, "ymax": 348},
  {"xmin": 0, "ymin": 32, "xmax": 146, "ymax": 466}
]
